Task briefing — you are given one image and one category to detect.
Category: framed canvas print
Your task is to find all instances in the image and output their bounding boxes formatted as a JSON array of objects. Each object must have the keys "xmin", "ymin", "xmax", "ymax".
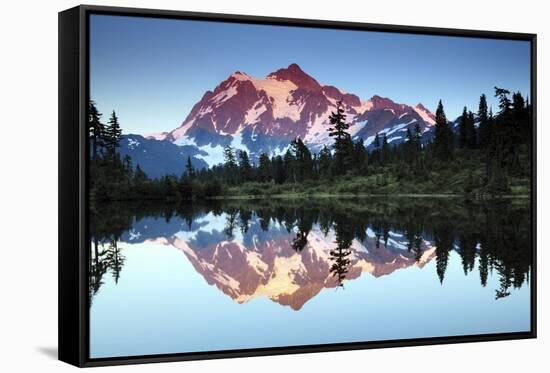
[{"xmin": 58, "ymin": 4, "xmax": 537, "ymax": 367}]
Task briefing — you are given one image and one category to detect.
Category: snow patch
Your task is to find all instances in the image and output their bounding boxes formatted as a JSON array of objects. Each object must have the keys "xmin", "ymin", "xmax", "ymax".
[
  {"xmin": 231, "ymin": 133, "xmax": 249, "ymax": 154},
  {"xmin": 193, "ymin": 212, "xmax": 228, "ymax": 235},
  {"xmin": 350, "ymin": 119, "xmax": 368, "ymax": 137},
  {"xmin": 386, "ymin": 238, "xmax": 408, "ymax": 250},
  {"xmin": 364, "ymin": 135, "xmax": 376, "ymax": 147},
  {"xmin": 128, "ymin": 229, "xmax": 141, "ymax": 241},
  {"xmin": 379, "ymin": 120, "xmax": 416, "ymax": 137},
  {"xmin": 127, "ymin": 138, "xmax": 140, "ymax": 149},
  {"xmin": 303, "ymin": 110, "xmax": 332, "ymax": 144},
  {"xmin": 251, "ymin": 77, "xmax": 300, "ymax": 121},
  {"xmin": 197, "ymin": 105, "xmax": 213, "ymax": 117},
  {"xmin": 244, "ymin": 102, "xmax": 267, "ymax": 124},
  {"xmin": 366, "ymin": 227, "xmax": 376, "ymax": 238},
  {"xmin": 413, "ymin": 104, "xmax": 436, "ymax": 125},
  {"xmin": 171, "ymin": 119, "xmax": 195, "ymax": 140},
  {"xmin": 173, "ymin": 135, "xmax": 196, "ymax": 147},
  {"xmin": 355, "ymin": 100, "xmax": 373, "ymax": 114},
  {"xmin": 212, "ymin": 85, "xmax": 238, "ymax": 105},
  {"xmin": 146, "ymin": 132, "xmax": 168, "ymax": 141},
  {"xmin": 195, "ymin": 143, "xmax": 226, "ymax": 166},
  {"xmin": 389, "ymin": 231, "xmax": 404, "ymax": 238}
]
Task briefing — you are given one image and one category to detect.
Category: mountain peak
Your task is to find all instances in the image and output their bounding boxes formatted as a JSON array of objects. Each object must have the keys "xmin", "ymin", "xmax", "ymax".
[
  {"xmin": 415, "ymin": 103, "xmax": 428, "ymax": 111},
  {"xmin": 287, "ymin": 62, "xmax": 301, "ymax": 69},
  {"xmin": 228, "ymin": 71, "xmax": 251, "ymax": 81},
  {"xmin": 369, "ymin": 95, "xmax": 400, "ymax": 110},
  {"xmin": 267, "ymin": 63, "xmax": 321, "ymax": 91},
  {"xmin": 159, "ymin": 65, "xmax": 439, "ymax": 166},
  {"xmin": 370, "ymin": 94, "xmax": 393, "ymax": 102},
  {"xmin": 413, "ymin": 103, "xmax": 436, "ymax": 125}
]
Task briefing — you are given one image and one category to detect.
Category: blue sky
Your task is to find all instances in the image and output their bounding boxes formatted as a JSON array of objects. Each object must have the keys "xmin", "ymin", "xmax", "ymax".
[{"xmin": 90, "ymin": 14, "xmax": 531, "ymax": 135}]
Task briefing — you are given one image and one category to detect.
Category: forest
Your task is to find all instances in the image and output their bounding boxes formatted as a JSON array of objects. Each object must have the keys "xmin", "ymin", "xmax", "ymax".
[{"xmin": 88, "ymin": 87, "xmax": 532, "ymax": 203}]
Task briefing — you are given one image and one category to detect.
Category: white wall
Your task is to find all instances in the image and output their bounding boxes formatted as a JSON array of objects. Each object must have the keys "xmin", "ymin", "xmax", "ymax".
[{"xmin": 0, "ymin": 0, "xmax": 546, "ymax": 371}]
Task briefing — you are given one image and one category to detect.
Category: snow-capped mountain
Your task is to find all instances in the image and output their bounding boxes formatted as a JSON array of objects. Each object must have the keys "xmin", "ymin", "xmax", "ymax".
[{"xmin": 146, "ymin": 63, "xmax": 437, "ymax": 166}]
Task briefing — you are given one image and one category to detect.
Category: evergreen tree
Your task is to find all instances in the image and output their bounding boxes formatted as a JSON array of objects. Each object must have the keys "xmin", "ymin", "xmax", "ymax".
[
  {"xmin": 185, "ymin": 156, "xmax": 195, "ymax": 180},
  {"xmin": 373, "ymin": 132, "xmax": 380, "ymax": 148},
  {"xmin": 257, "ymin": 152, "xmax": 272, "ymax": 182},
  {"xmin": 105, "ymin": 110, "xmax": 122, "ymax": 157},
  {"xmin": 492, "ymin": 87, "xmax": 521, "ymax": 174},
  {"xmin": 353, "ymin": 138, "xmax": 367, "ymax": 172},
  {"xmin": 466, "ymin": 110, "xmax": 477, "ymax": 148},
  {"xmin": 271, "ymin": 155, "xmax": 286, "ymax": 184},
  {"xmin": 512, "ymin": 91, "xmax": 528, "ymax": 141},
  {"xmin": 223, "ymin": 145, "xmax": 238, "ymax": 185},
  {"xmin": 223, "ymin": 145, "xmax": 237, "ymax": 168},
  {"xmin": 134, "ymin": 164, "xmax": 148, "ymax": 185},
  {"xmin": 290, "ymin": 138, "xmax": 313, "ymax": 181},
  {"xmin": 433, "ymin": 100, "xmax": 453, "ymax": 161},
  {"xmin": 381, "ymin": 133, "xmax": 390, "ymax": 163},
  {"xmin": 512, "ymin": 92, "xmax": 526, "ymax": 118},
  {"xmin": 483, "ymin": 108, "xmax": 495, "ymax": 180},
  {"xmin": 88, "ymin": 100, "xmax": 105, "ymax": 158},
  {"xmin": 371, "ymin": 132, "xmax": 381, "ymax": 164},
  {"xmin": 459, "ymin": 106, "xmax": 468, "ymax": 148},
  {"xmin": 283, "ymin": 149, "xmax": 296, "ymax": 183},
  {"xmin": 494, "ymin": 87, "xmax": 512, "ymax": 115},
  {"xmin": 414, "ymin": 123, "xmax": 422, "ymax": 153},
  {"xmin": 318, "ymin": 145, "xmax": 332, "ymax": 178},
  {"xmin": 238, "ymin": 150, "xmax": 252, "ymax": 182},
  {"xmin": 404, "ymin": 127, "xmax": 417, "ymax": 164},
  {"xmin": 478, "ymin": 94, "xmax": 491, "ymax": 149},
  {"xmin": 327, "ymin": 100, "xmax": 353, "ymax": 173}
]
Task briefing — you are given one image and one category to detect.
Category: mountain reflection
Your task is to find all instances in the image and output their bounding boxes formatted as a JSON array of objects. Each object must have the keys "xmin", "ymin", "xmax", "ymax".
[{"xmin": 89, "ymin": 198, "xmax": 531, "ymax": 309}]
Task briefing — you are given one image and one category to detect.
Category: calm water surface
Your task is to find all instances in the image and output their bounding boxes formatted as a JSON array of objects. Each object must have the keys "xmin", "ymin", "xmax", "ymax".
[{"xmin": 89, "ymin": 198, "xmax": 531, "ymax": 358}]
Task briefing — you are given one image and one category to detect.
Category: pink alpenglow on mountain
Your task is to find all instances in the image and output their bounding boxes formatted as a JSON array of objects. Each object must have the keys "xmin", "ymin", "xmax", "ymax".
[{"xmin": 147, "ymin": 64, "xmax": 437, "ymax": 165}]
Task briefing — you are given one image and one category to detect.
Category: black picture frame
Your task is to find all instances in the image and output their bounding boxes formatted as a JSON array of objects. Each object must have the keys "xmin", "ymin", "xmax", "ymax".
[{"xmin": 58, "ymin": 4, "xmax": 537, "ymax": 367}]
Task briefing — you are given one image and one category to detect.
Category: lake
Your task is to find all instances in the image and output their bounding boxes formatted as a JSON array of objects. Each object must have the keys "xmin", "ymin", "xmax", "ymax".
[{"xmin": 88, "ymin": 197, "xmax": 532, "ymax": 358}]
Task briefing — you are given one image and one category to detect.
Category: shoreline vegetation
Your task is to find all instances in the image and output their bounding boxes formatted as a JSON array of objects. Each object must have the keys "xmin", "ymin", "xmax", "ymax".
[{"xmin": 88, "ymin": 87, "xmax": 532, "ymax": 206}]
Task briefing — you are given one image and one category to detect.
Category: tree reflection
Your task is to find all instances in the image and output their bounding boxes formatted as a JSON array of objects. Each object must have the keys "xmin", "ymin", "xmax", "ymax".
[
  {"xmin": 291, "ymin": 207, "xmax": 314, "ymax": 252},
  {"xmin": 89, "ymin": 198, "xmax": 532, "ymax": 305},
  {"xmin": 88, "ymin": 236, "xmax": 125, "ymax": 305},
  {"xmin": 239, "ymin": 209, "xmax": 252, "ymax": 234},
  {"xmin": 329, "ymin": 218, "xmax": 354, "ymax": 287},
  {"xmin": 434, "ymin": 224, "xmax": 453, "ymax": 284},
  {"xmin": 223, "ymin": 209, "xmax": 238, "ymax": 239},
  {"xmin": 105, "ymin": 238, "xmax": 125, "ymax": 284}
]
